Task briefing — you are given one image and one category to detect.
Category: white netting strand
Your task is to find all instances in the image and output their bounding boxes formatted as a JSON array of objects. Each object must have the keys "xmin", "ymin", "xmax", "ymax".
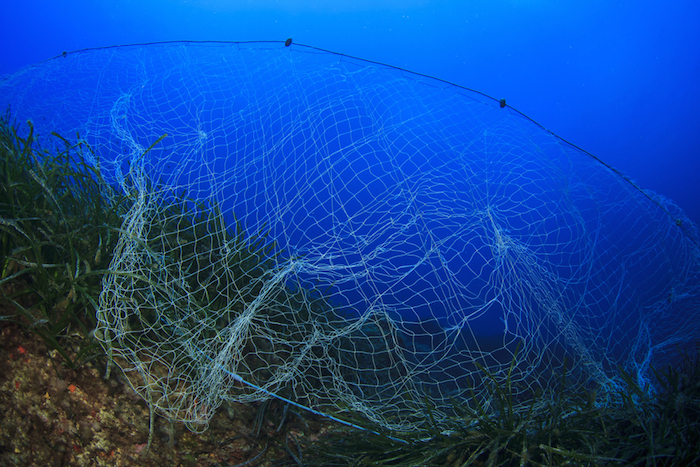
[{"xmin": 1, "ymin": 41, "xmax": 698, "ymax": 434}]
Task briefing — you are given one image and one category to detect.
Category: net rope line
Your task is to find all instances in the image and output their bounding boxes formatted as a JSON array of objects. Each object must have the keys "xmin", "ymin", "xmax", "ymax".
[
  {"xmin": 2, "ymin": 39, "xmax": 695, "ymax": 246},
  {"xmin": 1, "ymin": 40, "xmax": 698, "ymax": 438}
]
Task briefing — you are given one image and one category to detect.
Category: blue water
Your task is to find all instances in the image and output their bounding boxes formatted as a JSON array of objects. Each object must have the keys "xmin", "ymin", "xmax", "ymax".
[
  {"xmin": 0, "ymin": 2, "xmax": 698, "ymax": 403},
  {"xmin": 2, "ymin": 0, "xmax": 699, "ymax": 225}
]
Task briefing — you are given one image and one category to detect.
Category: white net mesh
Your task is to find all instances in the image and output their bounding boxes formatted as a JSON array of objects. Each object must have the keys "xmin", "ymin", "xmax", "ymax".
[{"xmin": 1, "ymin": 41, "xmax": 699, "ymax": 434}]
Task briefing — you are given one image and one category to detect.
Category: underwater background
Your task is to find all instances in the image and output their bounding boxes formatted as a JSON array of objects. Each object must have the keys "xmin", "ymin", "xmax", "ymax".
[
  {"xmin": 1, "ymin": 1, "xmax": 700, "ymax": 466},
  {"xmin": 2, "ymin": 0, "xmax": 699, "ymax": 225}
]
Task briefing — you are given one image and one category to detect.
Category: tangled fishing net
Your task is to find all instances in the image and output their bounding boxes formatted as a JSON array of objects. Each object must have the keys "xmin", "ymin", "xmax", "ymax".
[{"xmin": 1, "ymin": 41, "xmax": 699, "ymax": 435}]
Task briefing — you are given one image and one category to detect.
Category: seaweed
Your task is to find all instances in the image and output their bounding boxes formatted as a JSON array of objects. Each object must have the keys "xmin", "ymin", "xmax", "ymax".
[{"xmin": 0, "ymin": 109, "xmax": 129, "ymax": 368}]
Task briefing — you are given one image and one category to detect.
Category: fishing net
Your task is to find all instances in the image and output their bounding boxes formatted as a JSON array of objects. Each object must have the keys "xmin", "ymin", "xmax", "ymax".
[{"xmin": 1, "ymin": 41, "xmax": 699, "ymax": 434}]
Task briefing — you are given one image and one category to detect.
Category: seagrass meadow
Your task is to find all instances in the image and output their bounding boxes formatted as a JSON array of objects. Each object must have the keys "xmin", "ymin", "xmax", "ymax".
[{"xmin": 1, "ymin": 110, "xmax": 700, "ymax": 466}]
